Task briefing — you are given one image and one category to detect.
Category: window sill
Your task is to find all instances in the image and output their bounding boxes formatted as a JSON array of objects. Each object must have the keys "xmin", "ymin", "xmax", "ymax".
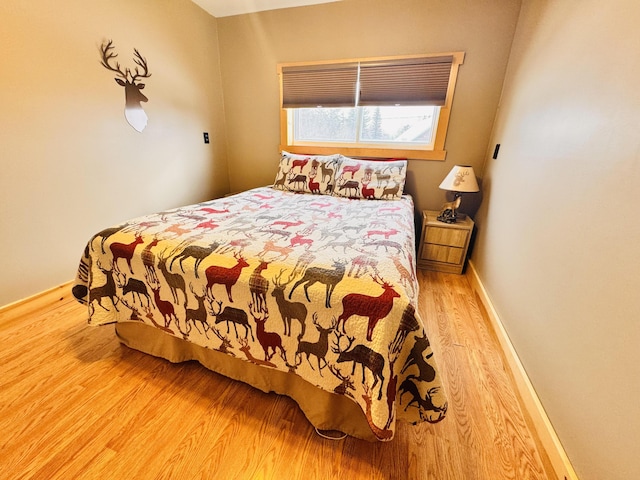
[{"xmin": 279, "ymin": 144, "xmax": 446, "ymax": 161}]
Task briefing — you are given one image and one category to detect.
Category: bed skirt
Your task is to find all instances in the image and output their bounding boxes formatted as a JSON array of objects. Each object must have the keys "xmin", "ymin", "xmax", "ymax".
[{"xmin": 115, "ymin": 321, "xmax": 376, "ymax": 441}]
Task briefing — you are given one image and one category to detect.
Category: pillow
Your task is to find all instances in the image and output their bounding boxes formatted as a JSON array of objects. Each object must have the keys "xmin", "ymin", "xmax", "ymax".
[
  {"xmin": 272, "ymin": 151, "xmax": 342, "ymax": 195},
  {"xmin": 332, "ymin": 156, "xmax": 407, "ymax": 200}
]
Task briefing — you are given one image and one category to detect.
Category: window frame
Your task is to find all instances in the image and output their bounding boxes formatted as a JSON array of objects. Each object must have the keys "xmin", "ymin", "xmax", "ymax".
[{"xmin": 278, "ymin": 52, "xmax": 464, "ymax": 161}]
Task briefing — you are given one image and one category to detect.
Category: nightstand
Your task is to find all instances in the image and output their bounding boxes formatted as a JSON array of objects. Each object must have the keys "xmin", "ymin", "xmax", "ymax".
[{"xmin": 417, "ymin": 210, "xmax": 474, "ymax": 274}]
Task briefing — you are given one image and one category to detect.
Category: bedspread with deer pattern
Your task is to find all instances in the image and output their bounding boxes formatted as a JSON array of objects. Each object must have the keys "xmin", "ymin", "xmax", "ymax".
[{"xmin": 72, "ymin": 187, "xmax": 447, "ymax": 440}]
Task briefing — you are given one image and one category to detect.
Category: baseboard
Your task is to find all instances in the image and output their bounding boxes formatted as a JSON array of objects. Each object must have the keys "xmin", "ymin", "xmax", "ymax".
[
  {"xmin": 0, "ymin": 281, "xmax": 73, "ymax": 315},
  {"xmin": 466, "ymin": 261, "xmax": 579, "ymax": 480}
]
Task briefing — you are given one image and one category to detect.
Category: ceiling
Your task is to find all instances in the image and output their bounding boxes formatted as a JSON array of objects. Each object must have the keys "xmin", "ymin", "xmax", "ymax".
[{"xmin": 191, "ymin": 0, "xmax": 341, "ymax": 18}]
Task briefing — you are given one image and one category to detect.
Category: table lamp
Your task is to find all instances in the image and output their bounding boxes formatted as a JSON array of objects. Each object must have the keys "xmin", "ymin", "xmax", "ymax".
[{"xmin": 437, "ymin": 165, "xmax": 480, "ymax": 223}]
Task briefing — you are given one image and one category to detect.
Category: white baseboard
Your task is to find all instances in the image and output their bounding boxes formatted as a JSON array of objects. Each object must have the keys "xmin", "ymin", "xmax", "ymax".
[{"xmin": 466, "ymin": 261, "xmax": 578, "ymax": 480}]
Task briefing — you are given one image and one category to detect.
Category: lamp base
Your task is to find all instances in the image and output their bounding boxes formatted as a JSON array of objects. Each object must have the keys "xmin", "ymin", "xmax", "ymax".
[
  {"xmin": 437, "ymin": 214, "xmax": 467, "ymax": 224},
  {"xmin": 437, "ymin": 195, "xmax": 463, "ymax": 223},
  {"xmin": 437, "ymin": 210, "xmax": 458, "ymax": 223}
]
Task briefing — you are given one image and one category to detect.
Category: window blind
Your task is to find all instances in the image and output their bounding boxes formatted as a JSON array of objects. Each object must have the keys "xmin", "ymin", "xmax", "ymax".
[
  {"xmin": 281, "ymin": 55, "xmax": 455, "ymax": 109},
  {"xmin": 281, "ymin": 62, "xmax": 359, "ymax": 108},
  {"xmin": 358, "ymin": 55, "xmax": 454, "ymax": 106}
]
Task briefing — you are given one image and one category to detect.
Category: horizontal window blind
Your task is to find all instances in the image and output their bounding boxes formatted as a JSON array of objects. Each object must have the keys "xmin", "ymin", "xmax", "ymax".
[
  {"xmin": 281, "ymin": 63, "xmax": 358, "ymax": 108},
  {"xmin": 358, "ymin": 55, "xmax": 454, "ymax": 106},
  {"xmin": 281, "ymin": 55, "xmax": 456, "ymax": 108}
]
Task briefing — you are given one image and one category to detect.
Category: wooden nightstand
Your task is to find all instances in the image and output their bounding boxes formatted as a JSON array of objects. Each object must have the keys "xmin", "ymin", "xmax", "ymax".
[{"xmin": 417, "ymin": 210, "xmax": 474, "ymax": 274}]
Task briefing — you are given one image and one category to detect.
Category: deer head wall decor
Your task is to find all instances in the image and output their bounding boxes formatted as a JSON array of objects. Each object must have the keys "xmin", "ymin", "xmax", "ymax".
[{"xmin": 100, "ymin": 40, "xmax": 152, "ymax": 132}]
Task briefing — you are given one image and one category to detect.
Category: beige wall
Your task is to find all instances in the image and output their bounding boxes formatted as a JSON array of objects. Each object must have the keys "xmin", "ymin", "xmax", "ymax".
[
  {"xmin": 9, "ymin": 1, "xmax": 637, "ymax": 477},
  {"xmin": 0, "ymin": 0, "xmax": 229, "ymax": 306},
  {"xmin": 216, "ymin": 0, "xmax": 522, "ymax": 213},
  {"xmin": 473, "ymin": 1, "xmax": 640, "ymax": 479}
]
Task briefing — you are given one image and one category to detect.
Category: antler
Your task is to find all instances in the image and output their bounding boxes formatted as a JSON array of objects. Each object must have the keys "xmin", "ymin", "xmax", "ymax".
[
  {"xmin": 100, "ymin": 40, "xmax": 150, "ymax": 84},
  {"xmin": 362, "ymin": 383, "xmax": 372, "ymax": 401},
  {"xmin": 113, "ymin": 264, "xmax": 127, "ymax": 288},
  {"xmin": 100, "ymin": 40, "xmax": 127, "ymax": 80},
  {"xmin": 211, "ymin": 326, "xmax": 224, "ymax": 341},
  {"xmin": 96, "ymin": 259, "xmax": 116, "ymax": 273},
  {"xmin": 189, "ymin": 282, "xmax": 206, "ymax": 298},
  {"xmin": 453, "ymin": 170, "xmax": 469, "ymax": 187},
  {"xmin": 331, "ymin": 331, "xmax": 355, "ymax": 354},
  {"xmin": 205, "ymin": 291, "xmax": 223, "ymax": 317},
  {"xmin": 371, "ymin": 273, "xmax": 391, "ymax": 288},
  {"xmin": 328, "ymin": 364, "xmax": 348, "ymax": 381},
  {"xmin": 158, "ymin": 248, "xmax": 171, "ymax": 262},
  {"xmin": 233, "ymin": 251, "xmax": 248, "ymax": 263},
  {"xmin": 131, "ymin": 49, "xmax": 151, "ymax": 82},
  {"xmin": 273, "ymin": 268, "xmax": 295, "ymax": 288},
  {"xmin": 248, "ymin": 301, "xmax": 268, "ymax": 321}
]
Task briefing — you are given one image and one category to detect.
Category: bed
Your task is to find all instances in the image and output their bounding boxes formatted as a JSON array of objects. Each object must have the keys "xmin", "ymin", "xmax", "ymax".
[{"xmin": 72, "ymin": 153, "xmax": 447, "ymax": 441}]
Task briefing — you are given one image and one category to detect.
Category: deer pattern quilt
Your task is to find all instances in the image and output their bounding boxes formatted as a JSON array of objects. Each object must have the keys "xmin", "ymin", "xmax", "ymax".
[{"xmin": 72, "ymin": 186, "xmax": 447, "ymax": 440}]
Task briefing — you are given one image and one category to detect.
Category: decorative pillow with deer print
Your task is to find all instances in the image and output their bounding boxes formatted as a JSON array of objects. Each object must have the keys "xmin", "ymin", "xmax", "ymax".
[
  {"xmin": 273, "ymin": 151, "xmax": 342, "ymax": 195},
  {"xmin": 333, "ymin": 157, "xmax": 407, "ymax": 200}
]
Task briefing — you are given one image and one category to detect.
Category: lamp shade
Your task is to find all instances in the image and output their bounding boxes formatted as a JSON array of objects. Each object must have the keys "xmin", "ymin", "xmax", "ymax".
[{"xmin": 439, "ymin": 165, "xmax": 480, "ymax": 193}]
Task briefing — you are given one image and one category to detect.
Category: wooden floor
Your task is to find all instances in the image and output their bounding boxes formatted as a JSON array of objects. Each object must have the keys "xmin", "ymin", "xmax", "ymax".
[{"xmin": 0, "ymin": 271, "xmax": 554, "ymax": 480}]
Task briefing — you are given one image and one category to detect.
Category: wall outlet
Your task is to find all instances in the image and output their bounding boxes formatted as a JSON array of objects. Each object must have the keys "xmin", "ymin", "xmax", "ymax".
[{"xmin": 203, "ymin": 132, "xmax": 210, "ymax": 144}]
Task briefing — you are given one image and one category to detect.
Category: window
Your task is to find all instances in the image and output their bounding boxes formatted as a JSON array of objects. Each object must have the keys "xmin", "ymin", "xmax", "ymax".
[
  {"xmin": 278, "ymin": 52, "xmax": 464, "ymax": 160},
  {"xmin": 293, "ymin": 105, "xmax": 439, "ymax": 146}
]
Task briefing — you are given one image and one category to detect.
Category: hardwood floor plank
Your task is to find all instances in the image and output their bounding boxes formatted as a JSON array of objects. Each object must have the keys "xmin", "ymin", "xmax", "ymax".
[{"xmin": 0, "ymin": 274, "xmax": 554, "ymax": 479}]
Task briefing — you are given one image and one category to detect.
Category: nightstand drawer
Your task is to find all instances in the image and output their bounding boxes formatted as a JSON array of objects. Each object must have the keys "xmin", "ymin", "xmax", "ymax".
[
  {"xmin": 421, "ymin": 244, "xmax": 464, "ymax": 264},
  {"xmin": 425, "ymin": 227, "xmax": 468, "ymax": 248}
]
